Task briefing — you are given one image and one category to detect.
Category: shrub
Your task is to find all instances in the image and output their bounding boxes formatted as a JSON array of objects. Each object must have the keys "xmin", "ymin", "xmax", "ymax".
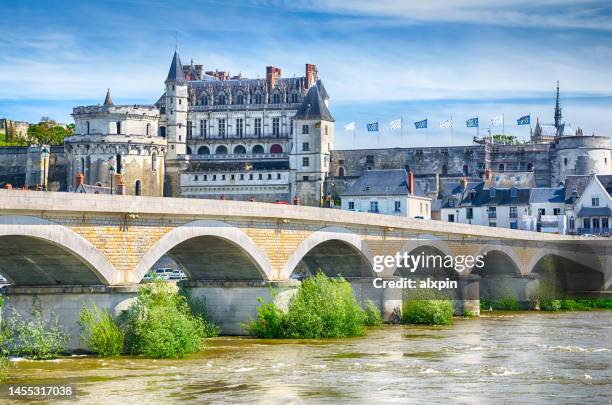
[
  {"xmin": 78, "ymin": 302, "xmax": 125, "ymax": 357},
  {"xmin": 0, "ymin": 355, "xmax": 9, "ymax": 381},
  {"xmin": 495, "ymin": 292, "xmax": 520, "ymax": 311},
  {"xmin": 540, "ymin": 299, "xmax": 562, "ymax": 311},
  {"xmin": 121, "ymin": 282, "xmax": 215, "ymax": 358},
  {"xmin": 179, "ymin": 289, "xmax": 220, "ymax": 338},
  {"xmin": 0, "ymin": 299, "xmax": 68, "ymax": 359},
  {"xmin": 363, "ymin": 300, "xmax": 383, "ymax": 327},
  {"xmin": 402, "ymin": 299, "xmax": 453, "ymax": 325},
  {"xmin": 249, "ymin": 273, "xmax": 372, "ymax": 338}
]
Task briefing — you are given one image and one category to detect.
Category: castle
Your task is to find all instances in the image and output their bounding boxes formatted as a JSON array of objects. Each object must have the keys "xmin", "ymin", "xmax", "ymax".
[{"xmin": 0, "ymin": 50, "xmax": 609, "ymax": 206}]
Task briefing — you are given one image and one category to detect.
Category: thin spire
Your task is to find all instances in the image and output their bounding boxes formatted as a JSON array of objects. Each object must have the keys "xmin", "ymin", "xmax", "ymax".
[
  {"xmin": 165, "ymin": 48, "xmax": 184, "ymax": 83},
  {"xmin": 103, "ymin": 88, "xmax": 113, "ymax": 106},
  {"xmin": 554, "ymin": 80, "xmax": 562, "ymax": 129}
]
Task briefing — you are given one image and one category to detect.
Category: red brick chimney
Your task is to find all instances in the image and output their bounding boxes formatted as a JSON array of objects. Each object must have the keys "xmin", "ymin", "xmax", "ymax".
[
  {"xmin": 76, "ymin": 173, "xmax": 84, "ymax": 187},
  {"xmin": 408, "ymin": 170, "xmax": 414, "ymax": 195},
  {"xmin": 266, "ymin": 66, "xmax": 282, "ymax": 89},
  {"xmin": 305, "ymin": 64, "xmax": 317, "ymax": 88}
]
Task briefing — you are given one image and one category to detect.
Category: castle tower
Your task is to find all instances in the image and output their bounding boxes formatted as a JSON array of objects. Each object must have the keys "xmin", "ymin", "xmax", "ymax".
[
  {"xmin": 290, "ymin": 84, "xmax": 335, "ymax": 206},
  {"xmin": 165, "ymin": 49, "xmax": 188, "ymax": 159}
]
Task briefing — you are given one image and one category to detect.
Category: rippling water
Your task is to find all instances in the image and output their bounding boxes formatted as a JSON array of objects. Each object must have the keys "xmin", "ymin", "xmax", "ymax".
[{"xmin": 3, "ymin": 311, "xmax": 611, "ymax": 404}]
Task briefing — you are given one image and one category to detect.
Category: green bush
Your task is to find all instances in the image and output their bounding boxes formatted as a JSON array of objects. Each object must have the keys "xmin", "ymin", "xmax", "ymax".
[
  {"xmin": 249, "ymin": 273, "xmax": 372, "ymax": 338},
  {"xmin": 363, "ymin": 299, "xmax": 383, "ymax": 327},
  {"xmin": 0, "ymin": 355, "xmax": 9, "ymax": 381},
  {"xmin": 402, "ymin": 299, "xmax": 453, "ymax": 325},
  {"xmin": 540, "ymin": 299, "xmax": 562, "ymax": 311},
  {"xmin": 121, "ymin": 282, "xmax": 215, "ymax": 358},
  {"xmin": 179, "ymin": 289, "xmax": 220, "ymax": 338},
  {"xmin": 495, "ymin": 293, "xmax": 520, "ymax": 311},
  {"xmin": 78, "ymin": 302, "xmax": 125, "ymax": 357},
  {"xmin": 0, "ymin": 299, "xmax": 68, "ymax": 359}
]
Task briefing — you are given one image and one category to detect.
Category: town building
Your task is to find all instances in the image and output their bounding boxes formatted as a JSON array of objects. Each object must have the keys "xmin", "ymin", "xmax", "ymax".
[
  {"xmin": 565, "ymin": 174, "xmax": 612, "ymax": 235},
  {"xmin": 528, "ymin": 186, "xmax": 566, "ymax": 233},
  {"xmin": 340, "ymin": 169, "xmax": 431, "ymax": 218}
]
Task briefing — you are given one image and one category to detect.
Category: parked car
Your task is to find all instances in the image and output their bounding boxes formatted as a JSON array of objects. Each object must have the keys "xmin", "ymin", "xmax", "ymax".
[{"xmin": 169, "ymin": 270, "xmax": 186, "ymax": 280}]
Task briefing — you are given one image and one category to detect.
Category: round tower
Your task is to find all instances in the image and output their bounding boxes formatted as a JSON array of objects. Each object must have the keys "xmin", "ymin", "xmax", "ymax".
[
  {"xmin": 554, "ymin": 134, "xmax": 611, "ymax": 183},
  {"xmin": 65, "ymin": 89, "xmax": 166, "ymax": 196}
]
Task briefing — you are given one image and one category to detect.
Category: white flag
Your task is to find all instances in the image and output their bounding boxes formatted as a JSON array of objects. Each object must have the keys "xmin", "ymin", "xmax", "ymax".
[
  {"xmin": 389, "ymin": 118, "xmax": 402, "ymax": 130},
  {"xmin": 491, "ymin": 115, "xmax": 504, "ymax": 126},
  {"xmin": 344, "ymin": 121, "xmax": 356, "ymax": 131},
  {"xmin": 439, "ymin": 119, "xmax": 452, "ymax": 129}
]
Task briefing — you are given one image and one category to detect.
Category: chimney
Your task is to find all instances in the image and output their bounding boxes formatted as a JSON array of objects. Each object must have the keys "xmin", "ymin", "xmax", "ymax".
[
  {"xmin": 4, "ymin": 183, "xmax": 12, "ymax": 189},
  {"xmin": 266, "ymin": 66, "xmax": 281, "ymax": 89},
  {"xmin": 408, "ymin": 170, "xmax": 414, "ymax": 195},
  {"xmin": 293, "ymin": 196, "xmax": 301, "ymax": 205},
  {"xmin": 76, "ymin": 173, "xmax": 84, "ymax": 187},
  {"xmin": 305, "ymin": 64, "xmax": 317, "ymax": 88},
  {"xmin": 461, "ymin": 176, "xmax": 468, "ymax": 189},
  {"xmin": 485, "ymin": 168, "xmax": 491, "ymax": 181}
]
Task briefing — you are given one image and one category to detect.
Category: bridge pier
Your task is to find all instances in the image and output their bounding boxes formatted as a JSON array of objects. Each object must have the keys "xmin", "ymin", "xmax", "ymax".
[
  {"xmin": 0, "ymin": 285, "xmax": 140, "ymax": 351},
  {"xmin": 180, "ymin": 280, "xmax": 300, "ymax": 335},
  {"xmin": 479, "ymin": 274, "xmax": 540, "ymax": 309}
]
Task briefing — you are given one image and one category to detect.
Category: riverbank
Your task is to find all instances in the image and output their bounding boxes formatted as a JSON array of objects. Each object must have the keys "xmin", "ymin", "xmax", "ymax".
[{"xmin": 1, "ymin": 311, "xmax": 609, "ymax": 404}]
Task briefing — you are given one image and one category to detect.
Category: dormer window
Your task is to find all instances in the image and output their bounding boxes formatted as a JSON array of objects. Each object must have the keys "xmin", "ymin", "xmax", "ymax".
[
  {"xmin": 592, "ymin": 197, "xmax": 600, "ymax": 207},
  {"xmin": 510, "ymin": 187, "xmax": 518, "ymax": 198},
  {"xmin": 449, "ymin": 199, "xmax": 455, "ymax": 208},
  {"xmin": 272, "ymin": 93, "xmax": 281, "ymax": 104},
  {"xmin": 490, "ymin": 188, "xmax": 496, "ymax": 198},
  {"xmin": 469, "ymin": 190, "xmax": 476, "ymax": 201}
]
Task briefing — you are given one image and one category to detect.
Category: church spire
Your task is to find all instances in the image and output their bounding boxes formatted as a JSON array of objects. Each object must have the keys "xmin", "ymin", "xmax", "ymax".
[
  {"xmin": 103, "ymin": 88, "xmax": 113, "ymax": 106},
  {"xmin": 165, "ymin": 49, "xmax": 184, "ymax": 83},
  {"xmin": 554, "ymin": 80, "xmax": 562, "ymax": 129}
]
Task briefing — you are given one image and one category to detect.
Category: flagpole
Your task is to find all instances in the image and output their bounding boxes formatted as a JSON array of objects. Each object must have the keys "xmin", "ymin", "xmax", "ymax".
[
  {"xmin": 400, "ymin": 117, "xmax": 403, "ymax": 148},
  {"xmin": 502, "ymin": 113, "xmax": 505, "ymax": 135},
  {"xmin": 450, "ymin": 115, "xmax": 454, "ymax": 146}
]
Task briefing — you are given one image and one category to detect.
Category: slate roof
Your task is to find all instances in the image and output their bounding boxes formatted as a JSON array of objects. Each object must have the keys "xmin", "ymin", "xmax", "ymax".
[
  {"xmin": 564, "ymin": 174, "xmax": 612, "ymax": 203},
  {"xmin": 294, "ymin": 84, "xmax": 334, "ymax": 122},
  {"xmin": 341, "ymin": 169, "xmax": 425, "ymax": 197},
  {"xmin": 103, "ymin": 88, "xmax": 113, "ymax": 106},
  {"xmin": 529, "ymin": 187, "xmax": 565, "ymax": 204},
  {"xmin": 166, "ymin": 50, "xmax": 184, "ymax": 82},
  {"xmin": 577, "ymin": 206, "xmax": 612, "ymax": 217},
  {"xmin": 440, "ymin": 180, "xmax": 481, "ymax": 209}
]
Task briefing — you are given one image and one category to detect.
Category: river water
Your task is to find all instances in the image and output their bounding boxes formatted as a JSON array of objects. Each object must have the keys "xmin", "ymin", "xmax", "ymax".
[{"xmin": 3, "ymin": 311, "xmax": 611, "ymax": 404}]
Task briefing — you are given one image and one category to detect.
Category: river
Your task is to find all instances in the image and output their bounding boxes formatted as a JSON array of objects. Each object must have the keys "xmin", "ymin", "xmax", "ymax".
[{"xmin": 3, "ymin": 311, "xmax": 611, "ymax": 404}]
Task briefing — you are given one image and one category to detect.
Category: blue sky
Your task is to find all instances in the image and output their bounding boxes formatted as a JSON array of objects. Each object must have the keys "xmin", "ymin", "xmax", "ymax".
[{"xmin": 1, "ymin": 0, "xmax": 612, "ymax": 148}]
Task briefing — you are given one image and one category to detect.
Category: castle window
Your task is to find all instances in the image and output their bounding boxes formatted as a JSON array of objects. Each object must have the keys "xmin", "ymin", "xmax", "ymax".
[
  {"xmin": 200, "ymin": 120, "xmax": 207, "ymax": 138},
  {"xmin": 159, "ymin": 126, "xmax": 166, "ymax": 138},
  {"xmin": 272, "ymin": 118, "xmax": 280, "ymax": 137},
  {"xmin": 222, "ymin": 174, "xmax": 226, "ymax": 180},
  {"xmin": 218, "ymin": 119, "xmax": 226, "ymax": 137},
  {"xmin": 254, "ymin": 118, "xmax": 262, "ymax": 137},
  {"xmin": 116, "ymin": 121, "xmax": 121, "ymax": 134},
  {"xmin": 215, "ymin": 145, "xmax": 228, "ymax": 154},
  {"xmin": 146, "ymin": 123, "xmax": 151, "ymax": 137},
  {"xmin": 302, "ymin": 142, "xmax": 309, "ymax": 151},
  {"xmin": 218, "ymin": 94, "xmax": 226, "ymax": 105},
  {"xmin": 498, "ymin": 163, "xmax": 505, "ymax": 172},
  {"xmin": 252, "ymin": 144, "xmax": 264, "ymax": 154},
  {"xmin": 204, "ymin": 174, "xmax": 207, "ymax": 181},
  {"xmin": 254, "ymin": 93, "xmax": 262, "ymax": 104},
  {"xmin": 187, "ymin": 121, "xmax": 192, "ymax": 138},
  {"xmin": 258, "ymin": 173, "xmax": 262, "ymax": 180},
  {"xmin": 273, "ymin": 93, "xmax": 281, "ymax": 104},
  {"xmin": 178, "ymin": 99, "xmax": 181, "ymax": 105},
  {"xmin": 303, "ymin": 175, "xmax": 309, "ymax": 181},
  {"xmin": 338, "ymin": 167, "xmax": 345, "ymax": 177},
  {"xmin": 564, "ymin": 158, "xmax": 568, "ymax": 166},
  {"xmin": 240, "ymin": 174, "xmax": 244, "ymax": 180},
  {"xmin": 198, "ymin": 146, "xmax": 210, "ymax": 155},
  {"xmin": 249, "ymin": 174, "xmax": 253, "ymax": 180},
  {"xmin": 270, "ymin": 144, "xmax": 283, "ymax": 154},
  {"xmin": 302, "ymin": 124, "xmax": 309, "ymax": 134},
  {"xmin": 233, "ymin": 145, "xmax": 246, "ymax": 154},
  {"xmin": 236, "ymin": 118, "xmax": 244, "ymax": 137},
  {"xmin": 213, "ymin": 174, "xmax": 217, "ymax": 180},
  {"xmin": 527, "ymin": 163, "xmax": 533, "ymax": 171},
  {"xmin": 267, "ymin": 173, "xmax": 272, "ymax": 180},
  {"xmin": 80, "ymin": 157, "xmax": 86, "ymax": 174},
  {"xmin": 152, "ymin": 152, "xmax": 157, "ymax": 171},
  {"xmin": 302, "ymin": 157, "xmax": 309, "ymax": 167},
  {"xmin": 325, "ymin": 125, "xmax": 328, "ymax": 135},
  {"xmin": 194, "ymin": 175, "xmax": 198, "ymax": 181},
  {"xmin": 86, "ymin": 121, "xmax": 90, "ymax": 134},
  {"xmin": 134, "ymin": 180, "xmax": 142, "ymax": 196},
  {"xmin": 463, "ymin": 164, "xmax": 469, "ymax": 176},
  {"xmin": 116, "ymin": 154, "xmax": 122, "ymax": 174},
  {"xmin": 231, "ymin": 174, "xmax": 235, "ymax": 180},
  {"xmin": 291, "ymin": 93, "xmax": 298, "ymax": 103},
  {"xmin": 236, "ymin": 94, "xmax": 244, "ymax": 105},
  {"xmin": 186, "ymin": 146, "xmax": 192, "ymax": 155},
  {"xmin": 442, "ymin": 164, "xmax": 448, "ymax": 175},
  {"xmin": 290, "ymin": 118, "xmax": 294, "ymax": 135},
  {"xmin": 277, "ymin": 173, "xmax": 281, "ymax": 179}
]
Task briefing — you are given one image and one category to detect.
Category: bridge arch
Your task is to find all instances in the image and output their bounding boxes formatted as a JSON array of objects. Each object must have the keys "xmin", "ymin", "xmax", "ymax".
[
  {"xmin": 132, "ymin": 219, "xmax": 274, "ymax": 283},
  {"xmin": 281, "ymin": 226, "xmax": 374, "ymax": 280},
  {"xmin": 0, "ymin": 215, "xmax": 116, "ymax": 285},
  {"xmin": 470, "ymin": 244, "xmax": 524, "ymax": 276},
  {"xmin": 388, "ymin": 235, "xmax": 455, "ymax": 278}
]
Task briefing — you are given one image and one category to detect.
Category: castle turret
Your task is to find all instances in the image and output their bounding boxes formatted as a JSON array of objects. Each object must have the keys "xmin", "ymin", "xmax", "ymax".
[
  {"xmin": 290, "ymin": 84, "xmax": 334, "ymax": 206},
  {"xmin": 165, "ymin": 49, "xmax": 187, "ymax": 159}
]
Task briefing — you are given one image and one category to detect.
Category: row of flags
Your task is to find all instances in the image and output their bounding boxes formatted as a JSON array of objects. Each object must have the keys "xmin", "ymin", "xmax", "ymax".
[{"xmin": 345, "ymin": 115, "xmax": 532, "ymax": 132}]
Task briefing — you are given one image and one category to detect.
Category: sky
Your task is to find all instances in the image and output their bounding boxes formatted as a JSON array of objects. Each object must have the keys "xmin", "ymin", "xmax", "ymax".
[{"xmin": 1, "ymin": 0, "xmax": 612, "ymax": 148}]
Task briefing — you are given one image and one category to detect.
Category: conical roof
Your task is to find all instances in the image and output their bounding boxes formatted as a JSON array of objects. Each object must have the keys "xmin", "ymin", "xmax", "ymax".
[
  {"xmin": 294, "ymin": 84, "xmax": 334, "ymax": 122},
  {"xmin": 103, "ymin": 88, "xmax": 113, "ymax": 106},
  {"xmin": 166, "ymin": 49, "xmax": 184, "ymax": 82}
]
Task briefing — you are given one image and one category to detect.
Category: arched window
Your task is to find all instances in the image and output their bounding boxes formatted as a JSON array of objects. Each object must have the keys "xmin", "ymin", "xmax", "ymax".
[
  {"xmin": 116, "ymin": 121, "xmax": 121, "ymax": 134},
  {"xmin": 116, "ymin": 154, "xmax": 122, "ymax": 174},
  {"xmin": 564, "ymin": 158, "xmax": 568, "ymax": 166},
  {"xmin": 233, "ymin": 145, "xmax": 246, "ymax": 154},
  {"xmin": 498, "ymin": 163, "xmax": 505, "ymax": 172},
  {"xmin": 252, "ymin": 145, "xmax": 264, "ymax": 154},
  {"xmin": 218, "ymin": 93, "xmax": 226, "ymax": 105},
  {"xmin": 272, "ymin": 93, "xmax": 281, "ymax": 104},
  {"xmin": 463, "ymin": 164, "xmax": 469, "ymax": 176},
  {"xmin": 146, "ymin": 123, "xmax": 151, "ymax": 137},
  {"xmin": 270, "ymin": 144, "xmax": 283, "ymax": 154},
  {"xmin": 159, "ymin": 126, "xmax": 166, "ymax": 138},
  {"xmin": 215, "ymin": 145, "xmax": 228, "ymax": 154},
  {"xmin": 338, "ymin": 167, "xmax": 345, "ymax": 177},
  {"xmin": 527, "ymin": 163, "xmax": 533, "ymax": 171},
  {"xmin": 235, "ymin": 93, "xmax": 244, "ymax": 105},
  {"xmin": 254, "ymin": 93, "xmax": 262, "ymax": 104},
  {"xmin": 186, "ymin": 146, "xmax": 192, "ymax": 155},
  {"xmin": 152, "ymin": 152, "xmax": 157, "ymax": 171},
  {"xmin": 80, "ymin": 157, "xmax": 85, "ymax": 174},
  {"xmin": 86, "ymin": 121, "xmax": 90, "ymax": 134},
  {"xmin": 134, "ymin": 180, "xmax": 142, "ymax": 196},
  {"xmin": 291, "ymin": 92, "xmax": 298, "ymax": 103},
  {"xmin": 442, "ymin": 164, "xmax": 448, "ymax": 175},
  {"xmin": 197, "ymin": 146, "xmax": 210, "ymax": 155}
]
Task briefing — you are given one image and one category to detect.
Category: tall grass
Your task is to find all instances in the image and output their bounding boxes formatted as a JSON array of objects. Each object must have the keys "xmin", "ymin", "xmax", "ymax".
[{"xmin": 78, "ymin": 302, "xmax": 124, "ymax": 357}]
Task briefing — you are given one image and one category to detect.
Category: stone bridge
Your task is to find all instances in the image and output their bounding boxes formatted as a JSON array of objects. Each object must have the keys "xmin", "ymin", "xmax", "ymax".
[{"xmin": 0, "ymin": 190, "xmax": 609, "ymax": 346}]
